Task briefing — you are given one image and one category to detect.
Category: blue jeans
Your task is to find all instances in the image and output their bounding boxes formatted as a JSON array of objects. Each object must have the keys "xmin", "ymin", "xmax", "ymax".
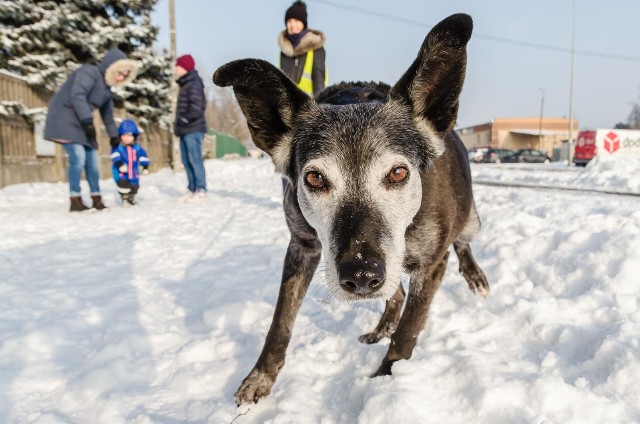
[
  {"xmin": 179, "ymin": 132, "xmax": 207, "ymax": 192},
  {"xmin": 63, "ymin": 143, "xmax": 100, "ymax": 196}
]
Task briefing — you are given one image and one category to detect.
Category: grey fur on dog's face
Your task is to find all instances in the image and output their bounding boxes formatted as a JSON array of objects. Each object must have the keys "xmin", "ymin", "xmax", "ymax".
[{"xmin": 292, "ymin": 102, "xmax": 441, "ymax": 301}]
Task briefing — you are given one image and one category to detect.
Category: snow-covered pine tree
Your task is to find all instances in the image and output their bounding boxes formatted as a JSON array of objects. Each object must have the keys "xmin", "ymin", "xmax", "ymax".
[{"xmin": 0, "ymin": 0, "xmax": 171, "ymax": 126}]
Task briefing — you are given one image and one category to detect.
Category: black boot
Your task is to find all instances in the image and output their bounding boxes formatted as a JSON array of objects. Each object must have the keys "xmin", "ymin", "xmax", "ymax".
[
  {"xmin": 91, "ymin": 195, "xmax": 108, "ymax": 210},
  {"xmin": 119, "ymin": 193, "xmax": 136, "ymax": 206},
  {"xmin": 69, "ymin": 196, "xmax": 90, "ymax": 212}
]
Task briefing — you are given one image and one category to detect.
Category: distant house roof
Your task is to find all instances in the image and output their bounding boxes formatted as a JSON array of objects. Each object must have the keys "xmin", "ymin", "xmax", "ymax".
[
  {"xmin": 509, "ymin": 129, "xmax": 568, "ymax": 136},
  {"xmin": 457, "ymin": 117, "xmax": 578, "ymax": 133}
]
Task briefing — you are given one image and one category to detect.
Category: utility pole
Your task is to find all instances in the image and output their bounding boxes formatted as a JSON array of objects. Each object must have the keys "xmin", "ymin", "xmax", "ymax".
[
  {"xmin": 567, "ymin": 0, "xmax": 576, "ymax": 166},
  {"xmin": 538, "ymin": 87, "xmax": 544, "ymax": 151},
  {"xmin": 169, "ymin": 0, "xmax": 182, "ymax": 171}
]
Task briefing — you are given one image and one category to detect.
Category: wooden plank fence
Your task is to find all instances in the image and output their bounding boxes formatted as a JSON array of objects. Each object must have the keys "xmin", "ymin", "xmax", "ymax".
[
  {"xmin": 0, "ymin": 70, "xmax": 173, "ymax": 188},
  {"xmin": 0, "ymin": 70, "xmax": 51, "ymax": 109}
]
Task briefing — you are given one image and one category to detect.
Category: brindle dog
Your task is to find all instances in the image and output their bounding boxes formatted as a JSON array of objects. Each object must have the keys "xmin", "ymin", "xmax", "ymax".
[{"xmin": 214, "ymin": 13, "xmax": 489, "ymax": 405}]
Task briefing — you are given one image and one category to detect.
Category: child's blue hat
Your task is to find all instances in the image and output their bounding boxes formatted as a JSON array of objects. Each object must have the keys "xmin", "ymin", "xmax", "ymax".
[{"xmin": 118, "ymin": 119, "xmax": 140, "ymax": 136}]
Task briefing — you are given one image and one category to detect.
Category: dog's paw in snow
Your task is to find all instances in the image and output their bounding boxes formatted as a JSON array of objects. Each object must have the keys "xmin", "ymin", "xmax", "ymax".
[{"xmin": 235, "ymin": 368, "xmax": 276, "ymax": 405}]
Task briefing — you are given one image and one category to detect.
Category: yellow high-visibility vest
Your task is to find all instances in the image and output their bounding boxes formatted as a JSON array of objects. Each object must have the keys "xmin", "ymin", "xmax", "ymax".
[
  {"xmin": 297, "ymin": 50, "xmax": 315, "ymax": 94},
  {"xmin": 296, "ymin": 50, "xmax": 328, "ymax": 95}
]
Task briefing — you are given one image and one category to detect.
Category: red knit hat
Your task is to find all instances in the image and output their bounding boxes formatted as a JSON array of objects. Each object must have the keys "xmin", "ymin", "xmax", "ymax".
[{"xmin": 176, "ymin": 54, "xmax": 195, "ymax": 71}]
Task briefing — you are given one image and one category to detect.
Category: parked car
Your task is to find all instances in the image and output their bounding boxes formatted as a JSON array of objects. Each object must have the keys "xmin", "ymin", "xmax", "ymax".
[
  {"xmin": 503, "ymin": 149, "xmax": 552, "ymax": 164},
  {"xmin": 469, "ymin": 147, "xmax": 513, "ymax": 163},
  {"xmin": 467, "ymin": 148, "xmax": 483, "ymax": 162}
]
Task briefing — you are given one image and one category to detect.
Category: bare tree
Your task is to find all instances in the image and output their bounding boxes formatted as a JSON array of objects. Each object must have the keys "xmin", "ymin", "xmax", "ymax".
[
  {"xmin": 627, "ymin": 104, "xmax": 640, "ymax": 129},
  {"xmin": 206, "ymin": 86, "xmax": 251, "ymax": 144},
  {"xmin": 205, "ymin": 86, "xmax": 221, "ymax": 130}
]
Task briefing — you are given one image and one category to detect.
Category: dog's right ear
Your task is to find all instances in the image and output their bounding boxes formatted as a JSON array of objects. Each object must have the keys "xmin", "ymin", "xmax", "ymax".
[{"xmin": 213, "ymin": 59, "xmax": 313, "ymax": 173}]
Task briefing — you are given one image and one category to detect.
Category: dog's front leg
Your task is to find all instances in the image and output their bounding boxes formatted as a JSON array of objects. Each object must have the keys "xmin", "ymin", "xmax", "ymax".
[
  {"xmin": 235, "ymin": 237, "xmax": 321, "ymax": 405},
  {"xmin": 372, "ymin": 252, "xmax": 449, "ymax": 377},
  {"xmin": 358, "ymin": 284, "xmax": 406, "ymax": 344}
]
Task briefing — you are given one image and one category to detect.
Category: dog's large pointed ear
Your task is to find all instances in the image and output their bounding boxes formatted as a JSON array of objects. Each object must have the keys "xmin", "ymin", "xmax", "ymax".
[
  {"xmin": 213, "ymin": 59, "xmax": 313, "ymax": 173},
  {"xmin": 390, "ymin": 13, "xmax": 472, "ymax": 138}
]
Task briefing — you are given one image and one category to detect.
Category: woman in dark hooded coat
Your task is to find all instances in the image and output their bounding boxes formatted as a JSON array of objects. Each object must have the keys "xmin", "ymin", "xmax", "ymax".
[{"xmin": 44, "ymin": 48, "xmax": 138, "ymax": 212}]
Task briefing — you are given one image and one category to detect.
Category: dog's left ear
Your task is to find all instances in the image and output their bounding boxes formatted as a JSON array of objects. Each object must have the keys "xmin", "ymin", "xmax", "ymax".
[
  {"xmin": 390, "ymin": 13, "xmax": 472, "ymax": 138},
  {"xmin": 213, "ymin": 59, "xmax": 313, "ymax": 173}
]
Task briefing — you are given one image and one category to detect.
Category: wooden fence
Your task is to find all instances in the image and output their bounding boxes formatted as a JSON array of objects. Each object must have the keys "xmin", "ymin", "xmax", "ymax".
[{"xmin": 0, "ymin": 70, "xmax": 172, "ymax": 188}]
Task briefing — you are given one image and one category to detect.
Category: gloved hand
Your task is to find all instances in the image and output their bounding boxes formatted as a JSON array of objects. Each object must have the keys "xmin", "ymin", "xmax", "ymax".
[
  {"xmin": 116, "ymin": 162, "xmax": 128, "ymax": 173},
  {"xmin": 142, "ymin": 166, "xmax": 149, "ymax": 175},
  {"xmin": 82, "ymin": 121, "xmax": 96, "ymax": 141},
  {"xmin": 110, "ymin": 137, "xmax": 120, "ymax": 149}
]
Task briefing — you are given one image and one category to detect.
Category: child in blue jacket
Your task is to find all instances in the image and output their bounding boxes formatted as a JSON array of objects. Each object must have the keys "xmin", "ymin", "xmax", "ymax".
[{"xmin": 111, "ymin": 119, "xmax": 150, "ymax": 205}]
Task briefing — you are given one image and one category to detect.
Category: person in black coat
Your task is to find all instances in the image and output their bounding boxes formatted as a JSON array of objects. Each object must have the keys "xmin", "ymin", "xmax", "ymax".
[
  {"xmin": 278, "ymin": 1, "xmax": 327, "ymax": 191},
  {"xmin": 44, "ymin": 48, "xmax": 138, "ymax": 211},
  {"xmin": 174, "ymin": 54, "xmax": 207, "ymax": 197}
]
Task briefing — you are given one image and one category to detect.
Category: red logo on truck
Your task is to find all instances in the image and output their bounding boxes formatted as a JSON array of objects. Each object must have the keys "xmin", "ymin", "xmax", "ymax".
[{"xmin": 604, "ymin": 131, "xmax": 620, "ymax": 153}]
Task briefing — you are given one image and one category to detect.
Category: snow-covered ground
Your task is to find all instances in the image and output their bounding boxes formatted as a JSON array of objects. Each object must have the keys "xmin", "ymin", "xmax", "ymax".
[{"xmin": 1, "ymin": 157, "xmax": 639, "ymax": 423}]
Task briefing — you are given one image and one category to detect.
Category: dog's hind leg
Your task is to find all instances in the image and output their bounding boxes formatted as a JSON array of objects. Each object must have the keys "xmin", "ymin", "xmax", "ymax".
[
  {"xmin": 235, "ymin": 236, "xmax": 321, "ymax": 405},
  {"xmin": 453, "ymin": 242, "xmax": 489, "ymax": 298},
  {"xmin": 372, "ymin": 252, "xmax": 449, "ymax": 377},
  {"xmin": 453, "ymin": 201, "xmax": 489, "ymax": 297},
  {"xmin": 358, "ymin": 284, "xmax": 406, "ymax": 344}
]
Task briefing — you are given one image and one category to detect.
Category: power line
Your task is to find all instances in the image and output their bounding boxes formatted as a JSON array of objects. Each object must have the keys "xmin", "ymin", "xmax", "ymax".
[
  {"xmin": 308, "ymin": 0, "xmax": 640, "ymax": 63},
  {"xmin": 479, "ymin": 34, "xmax": 640, "ymax": 62}
]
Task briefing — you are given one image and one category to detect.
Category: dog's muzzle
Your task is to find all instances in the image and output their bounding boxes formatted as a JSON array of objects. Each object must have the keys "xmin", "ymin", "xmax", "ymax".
[{"xmin": 338, "ymin": 258, "xmax": 386, "ymax": 296}]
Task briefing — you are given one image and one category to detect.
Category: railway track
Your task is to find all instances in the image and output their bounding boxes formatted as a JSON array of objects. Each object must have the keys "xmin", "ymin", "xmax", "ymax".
[{"xmin": 473, "ymin": 179, "xmax": 640, "ymax": 198}]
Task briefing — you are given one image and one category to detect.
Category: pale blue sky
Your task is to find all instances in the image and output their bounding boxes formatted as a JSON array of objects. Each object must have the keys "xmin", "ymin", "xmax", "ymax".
[{"xmin": 151, "ymin": 0, "xmax": 640, "ymax": 130}]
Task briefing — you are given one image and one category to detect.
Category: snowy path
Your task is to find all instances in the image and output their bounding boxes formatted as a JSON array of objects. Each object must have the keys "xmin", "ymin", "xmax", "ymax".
[{"xmin": 1, "ymin": 158, "xmax": 639, "ymax": 423}]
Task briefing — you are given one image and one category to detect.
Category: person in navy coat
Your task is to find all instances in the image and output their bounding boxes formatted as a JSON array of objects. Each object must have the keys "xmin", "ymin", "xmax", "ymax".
[{"xmin": 174, "ymin": 54, "xmax": 207, "ymax": 198}]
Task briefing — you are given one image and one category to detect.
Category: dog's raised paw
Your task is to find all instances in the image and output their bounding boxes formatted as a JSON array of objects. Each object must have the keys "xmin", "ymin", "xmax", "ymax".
[
  {"xmin": 475, "ymin": 282, "xmax": 490, "ymax": 298},
  {"xmin": 468, "ymin": 272, "xmax": 490, "ymax": 298},
  {"xmin": 234, "ymin": 369, "xmax": 275, "ymax": 405}
]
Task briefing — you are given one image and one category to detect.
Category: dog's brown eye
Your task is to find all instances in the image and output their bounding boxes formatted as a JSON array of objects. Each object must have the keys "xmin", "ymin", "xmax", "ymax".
[
  {"xmin": 388, "ymin": 166, "xmax": 409, "ymax": 183},
  {"xmin": 305, "ymin": 171, "xmax": 326, "ymax": 188}
]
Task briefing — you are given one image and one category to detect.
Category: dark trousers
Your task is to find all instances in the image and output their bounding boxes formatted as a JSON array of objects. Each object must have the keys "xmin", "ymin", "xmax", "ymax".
[{"xmin": 117, "ymin": 180, "xmax": 139, "ymax": 195}]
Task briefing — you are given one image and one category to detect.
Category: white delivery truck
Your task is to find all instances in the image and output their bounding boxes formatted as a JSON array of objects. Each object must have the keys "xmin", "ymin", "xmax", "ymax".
[{"xmin": 574, "ymin": 129, "xmax": 640, "ymax": 166}]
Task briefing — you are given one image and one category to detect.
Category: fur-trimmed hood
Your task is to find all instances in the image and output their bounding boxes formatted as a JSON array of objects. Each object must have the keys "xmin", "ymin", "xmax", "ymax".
[
  {"xmin": 278, "ymin": 29, "xmax": 325, "ymax": 57},
  {"xmin": 44, "ymin": 48, "xmax": 136, "ymax": 146},
  {"xmin": 100, "ymin": 48, "xmax": 138, "ymax": 87}
]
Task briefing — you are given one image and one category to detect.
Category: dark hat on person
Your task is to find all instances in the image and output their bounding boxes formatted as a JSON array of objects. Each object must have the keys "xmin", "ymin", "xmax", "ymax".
[
  {"xmin": 285, "ymin": 1, "xmax": 308, "ymax": 28},
  {"xmin": 176, "ymin": 54, "xmax": 195, "ymax": 72}
]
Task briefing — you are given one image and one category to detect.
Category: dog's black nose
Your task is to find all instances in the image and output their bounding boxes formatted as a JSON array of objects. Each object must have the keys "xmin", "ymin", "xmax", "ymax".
[{"xmin": 338, "ymin": 259, "xmax": 386, "ymax": 296}]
